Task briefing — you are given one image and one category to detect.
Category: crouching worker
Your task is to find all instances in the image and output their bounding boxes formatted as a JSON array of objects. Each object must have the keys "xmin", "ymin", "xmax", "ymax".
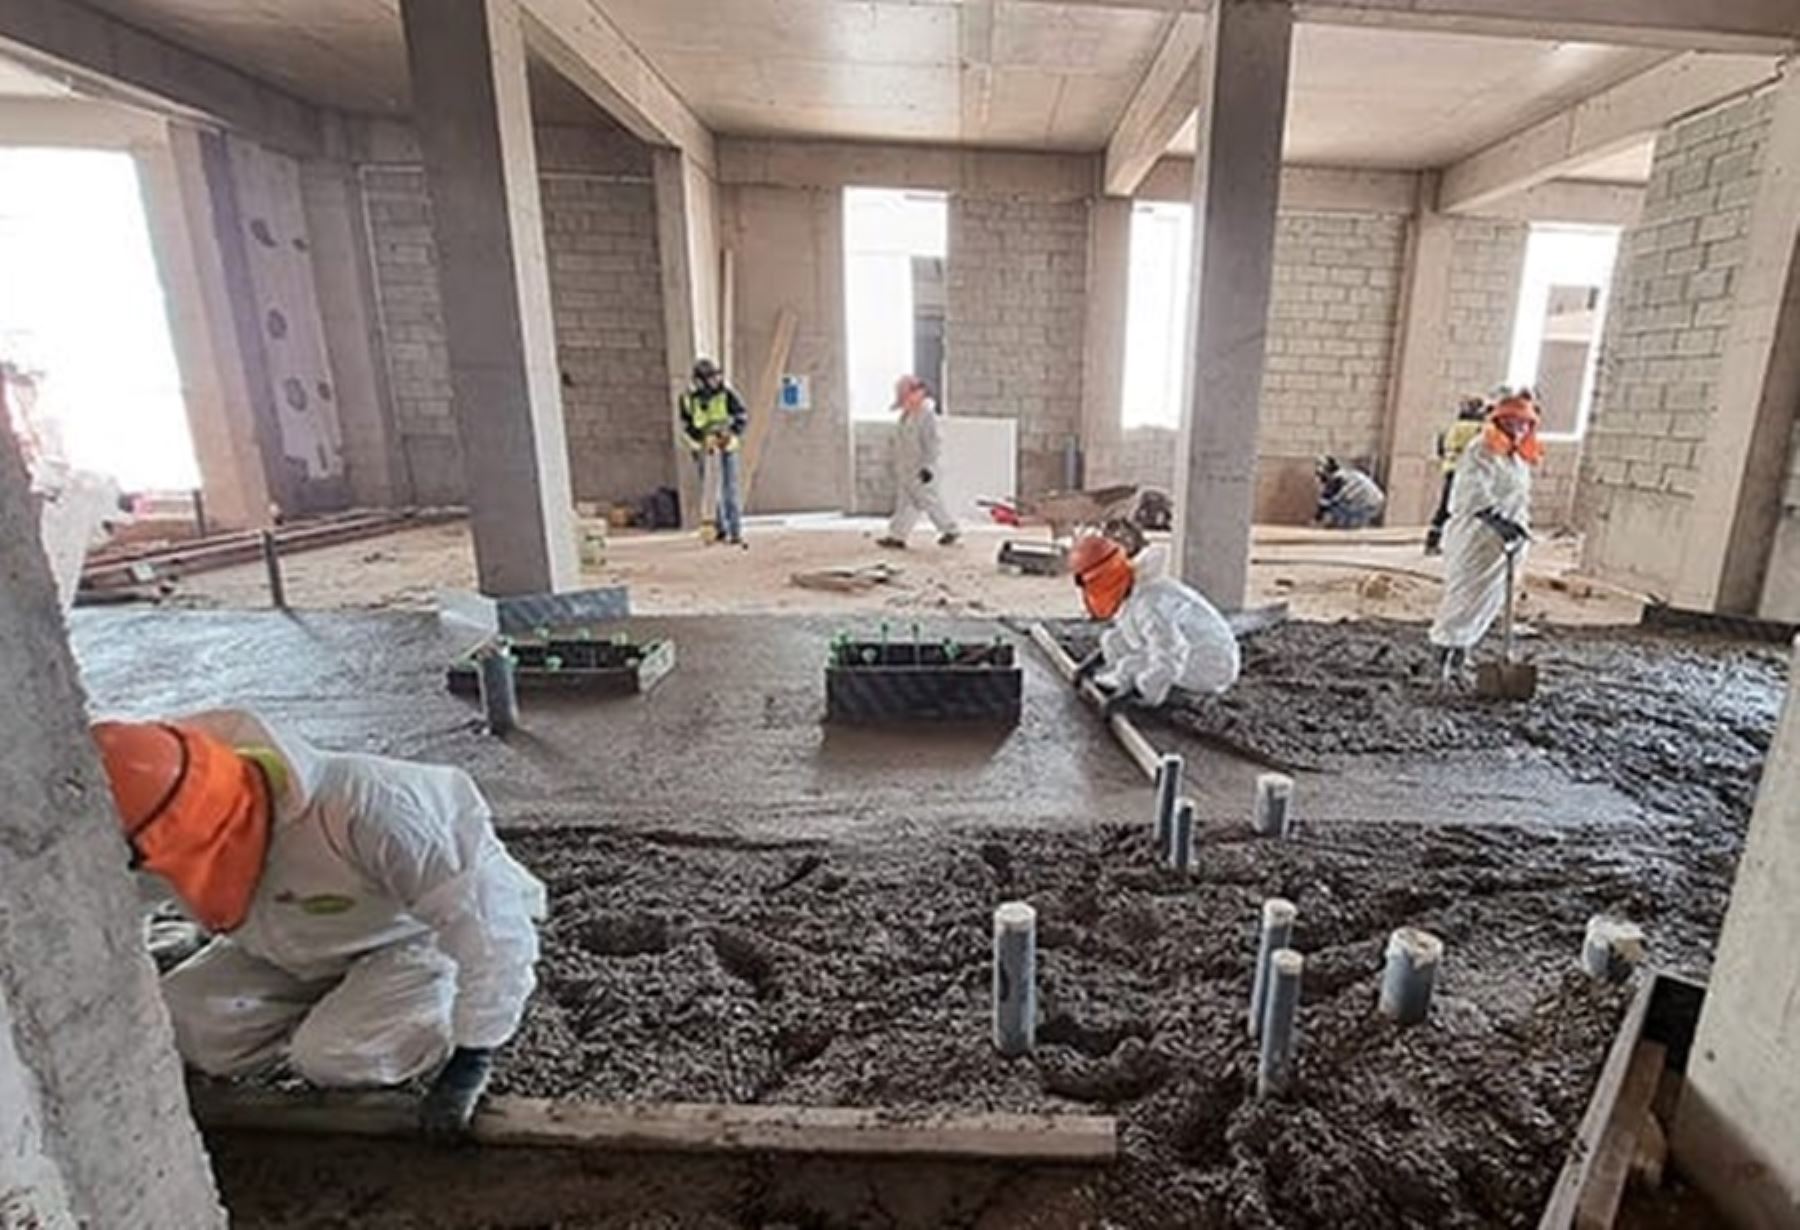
[
  {"xmin": 93, "ymin": 710, "xmax": 546, "ymax": 1141},
  {"xmin": 1069, "ymin": 536, "xmax": 1240, "ymax": 710},
  {"xmin": 1314, "ymin": 456, "xmax": 1385, "ymax": 529}
]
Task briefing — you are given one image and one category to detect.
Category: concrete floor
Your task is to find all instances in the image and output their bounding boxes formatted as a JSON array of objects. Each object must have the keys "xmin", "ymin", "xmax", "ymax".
[{"xmin": 71, "ymin": 608, "xmax": 1642, "ymax": 842}]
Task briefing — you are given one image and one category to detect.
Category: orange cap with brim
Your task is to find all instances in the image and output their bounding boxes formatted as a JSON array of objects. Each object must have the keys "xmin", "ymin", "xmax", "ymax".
[
  {"xmin": 93, "ymin": 721, "xmax": 272, "ymax": 933},
  {"xmin": 1070, "ymin": 535, "xmax": 1134, "ymax": 620}
]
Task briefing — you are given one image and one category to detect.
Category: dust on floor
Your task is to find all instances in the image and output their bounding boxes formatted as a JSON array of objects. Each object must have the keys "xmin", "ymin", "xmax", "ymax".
[
  {"xmin": 189, "ymin": 620, "xmax": 1785, "ymax": 1229},
  {"xmin": 158, "ymin": 518, "xmax": 1642, "ymax": 625}
]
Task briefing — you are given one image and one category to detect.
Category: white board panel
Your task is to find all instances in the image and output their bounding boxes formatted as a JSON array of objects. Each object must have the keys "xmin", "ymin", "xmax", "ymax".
[{"xmin": 937, "ymin": 415, "xmax": 1016, "ymax": 522}]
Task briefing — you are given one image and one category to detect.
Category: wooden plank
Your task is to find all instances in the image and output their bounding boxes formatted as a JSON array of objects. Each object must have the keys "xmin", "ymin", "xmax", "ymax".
[
  {"xmin": 1576, "ymin": 1041, "xmax": 1668, "ymax": 1230},
  {"xmin": 1028, "ymin": 622, "xmax": 1161, "ymax": 781},
  {"xmin": 188, "ymin": 1088, "xmax": 1116, "ymax": 1164},
  {"xmin": 1539, "ymin": 976, "xmax": 1658, "ymax": 1229},
  {"xmin": 739, "ymin": 306, "xmax": 798, "ymax": 509}
]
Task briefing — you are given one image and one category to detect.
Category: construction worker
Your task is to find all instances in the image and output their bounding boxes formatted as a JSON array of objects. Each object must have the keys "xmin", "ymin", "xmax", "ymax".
[
  {"xmin": 1425, "ymin": 396, "xmax": 1491, "ymax": 555},
  {"xmin": 93, "ymin": 710, "xmax": 545, "ymax": 1141},
  {"xmin": 876, "ymin": 374, "xmax": 960, "ymax": 548},
  {"xmin": 1429, "ymin": 391, "xmax": 1542, "ymax": 678},
  {"xmin": 1313, "ymin": 456, "xmax": 1386, "ymax": 529},
  {"xmin": 677, "ymin": 358, "xmax": 748, "ymax": 547},
  {"xmin": 1069, "ymin": 537, "xmax": 1240, "ymax": 709}
]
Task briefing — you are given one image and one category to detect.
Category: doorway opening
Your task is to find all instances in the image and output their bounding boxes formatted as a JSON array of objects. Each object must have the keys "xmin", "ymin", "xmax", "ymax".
[
  {"xmin": 843, "ymin": 187, "xmax": 948, "ymax": 420},
  {"xmin": 1506, "ymin": 224, "xmax": 1620, "ymax": 439},
  {"xmin": 0, "ymin": 146, "xmax": 197, "ymax": 492},
  {"xmin": 1121, "ymin": 200, "xmax": 1194, "ymax": 429}
]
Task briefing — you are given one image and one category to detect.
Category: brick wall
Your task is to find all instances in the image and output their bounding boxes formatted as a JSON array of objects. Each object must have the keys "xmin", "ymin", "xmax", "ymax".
[
  {"xmin": 358, "ymin": 131, "xmax": 668, "ymax": 506},
  {"xmin": 1578, "ymin": 91, "xmax": 1775, "ymax": 592},
  {"xmin": 946, "ymin": 195, "xmax": 1089, "ymax": 497},
  {"xmin": 853, "ymin": 419, "xmax": 896, "ymax": 515},
  {"xmin": 1443, "ymin": 218, "xmax": 1528, "ymax": 406},
  {"xmin": 1085, "ymin": 209, "xmax": 1409, "ymax": 521}
]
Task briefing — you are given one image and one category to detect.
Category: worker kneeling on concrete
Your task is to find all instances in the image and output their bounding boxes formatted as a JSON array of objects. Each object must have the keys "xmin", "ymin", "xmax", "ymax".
[
  {"xmin": 1314, "ymin": 456, "xmax": 1385, "ymax": 529},
  {"xmin": 1070, "ymin": 536, "xmax": 1240, "ymax": 709},
  {"xmin": 93, "ymin": 710, "xmax": 545, "ymax": 1140},
  {"xmin": 1428, "ymin": 390, "xmax": 1541, "ymax": 677}
]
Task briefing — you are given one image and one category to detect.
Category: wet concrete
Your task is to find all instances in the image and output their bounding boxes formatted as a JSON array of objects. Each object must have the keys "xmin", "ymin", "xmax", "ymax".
[{"xmin": 68, "ymin": 610, "xmax": 1788, "ymax": 1228}]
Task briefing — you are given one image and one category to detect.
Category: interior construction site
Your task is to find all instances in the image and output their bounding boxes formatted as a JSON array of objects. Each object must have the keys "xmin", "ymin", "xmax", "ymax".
[{"xmin": 5, "ymin": 2, "xmax": 1800, "ymax": 1228}]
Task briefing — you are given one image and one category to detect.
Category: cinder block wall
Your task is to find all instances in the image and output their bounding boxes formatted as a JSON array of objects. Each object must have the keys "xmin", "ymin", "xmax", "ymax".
[
  {"xmin": 946, "ymin": 195, "xmax": 1090, "ymax": 498},
  {"xmin": 1578, "ymin": 92, "xmax": 1776, "ymax": 594},
  {"xmin": 358, "ymin": 123, "xmax": 671, "ymax": 507}
]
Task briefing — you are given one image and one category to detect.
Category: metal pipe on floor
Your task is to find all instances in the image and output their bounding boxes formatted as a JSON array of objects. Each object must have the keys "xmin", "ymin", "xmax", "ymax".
[
  {"xmin": 1254, "ymin": 772, "xmax": 1294, "ymax": 837},
  {"xmin": 1257, "ymin": 948, "xmax": 1304, "ymax": 1099},
  {"xmin": 1154, "ymin": 754, "xmax": 1182, "ymax": 854},
  {"xmin": 260, "ymin": 529, "xmax": 285, "ymax": 609},
  {"xmin": 1249, "ymin": 897, "xmax": 1297, "ymax": 1039},
  {"xmin": 478, "ymin": 647, "xmax": 519, "ymax": 736},
  {"xmin": 1168, "ymin": 798, "xmax": 1195, "ymax": 873},
  {"xmin": 1378, "ymin": 927, "xmax": 1442, "ymax": 1025},
  {"xmin": 992, "ymin": 901, "xmax": 1037, "ymax": 1058}
]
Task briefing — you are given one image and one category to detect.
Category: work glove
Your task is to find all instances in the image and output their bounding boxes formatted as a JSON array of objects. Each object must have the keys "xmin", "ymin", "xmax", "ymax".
[
  {"xmin": 1073, "ymin": 648, "xmax": 1106, "ymax": 683},
  {"xmin": 918, "ymin": 468, "xmax": 933, "ymax": 484},
  {"xmin": 420, "ymin": 1046, "xmax": 494, "ymax": 1143},
  {"xmin": 1476, "ymin": 508, "xmax": 1528, "ymax": 547},
  {"xmin": 1097, "ymin": 682, "xmax": 1135, "ymax": 719}
]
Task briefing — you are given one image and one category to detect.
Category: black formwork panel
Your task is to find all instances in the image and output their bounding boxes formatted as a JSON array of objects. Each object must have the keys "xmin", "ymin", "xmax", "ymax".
[
  {"xmin": 826, "ymin": 639, "xmax": 1022, "ymax": 725},
  {"xmin": 448, "ymin": 632, "xmax": 675, "ymax": 696}
]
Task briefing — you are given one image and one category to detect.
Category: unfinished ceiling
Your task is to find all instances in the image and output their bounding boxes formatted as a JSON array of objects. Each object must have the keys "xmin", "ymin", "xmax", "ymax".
[
  {"xmin": 55, "ymin": 0, "xmax": 1674, "ymax": 172},
  {"xmin": 1171, "ymin": 23, "xmax": 1669, "ymax": 168}
]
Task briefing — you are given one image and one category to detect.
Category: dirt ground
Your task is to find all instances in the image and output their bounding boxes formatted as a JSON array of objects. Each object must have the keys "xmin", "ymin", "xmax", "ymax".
[
  {"xmin": 158, "ymin": 517, "xmax": 1643, "ymax": 626},
  {"xmin": 81, "ymin": 608, "xmax": 1778, "ymax": 1229}
]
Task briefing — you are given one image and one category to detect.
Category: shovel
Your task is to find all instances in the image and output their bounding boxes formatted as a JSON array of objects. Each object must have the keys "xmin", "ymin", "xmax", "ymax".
[{"xmin": 1476, "ymin": 540, "xmax": 1537, "ymax": 700}]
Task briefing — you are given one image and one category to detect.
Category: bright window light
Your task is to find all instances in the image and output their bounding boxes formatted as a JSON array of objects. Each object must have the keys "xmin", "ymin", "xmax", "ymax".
[
  {"xmin": 1506, "ymin": 224, "xmax": 1620, "ymax": 440},
  {"xmin": 844, "ymin": 187, "xmax": 946, "ymax": 421},
  {"xmin": 0, "ymin": 148, "xmax": 197, "ymax": 490},
  {"xmin": 1121, "ymin": 201, "xmax": 1193, "ymax": 430}
]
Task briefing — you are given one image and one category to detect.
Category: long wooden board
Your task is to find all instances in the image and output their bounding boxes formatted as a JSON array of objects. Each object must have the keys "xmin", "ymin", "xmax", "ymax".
[
  {"xmin": 190, "ymin": 1088, "xmax": 1117, "ymax": 1164},
  {"xmin": 1028, "ymin": 622, "xmax": 1161, "ymax": 781},
  {"xmin": 739, "ymin": 306, "xmax": 798, "ymax": 508}
]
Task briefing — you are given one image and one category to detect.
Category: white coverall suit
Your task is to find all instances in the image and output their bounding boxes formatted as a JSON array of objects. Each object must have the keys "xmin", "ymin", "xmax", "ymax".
[
  {"xmin": 888, "ymin": 400, "xmax": 959, "ymax": 540},
  {"xmin": 1096, "ymin": 546, "xmax": 1241, "ymax": 706},
  {"xmin": 1429, "ymin": 440, "xmax": 1532, "ymax": 650},
  {"xmin": 158, "ymin": 710, "xmax": 546, "ymax": 1086}
]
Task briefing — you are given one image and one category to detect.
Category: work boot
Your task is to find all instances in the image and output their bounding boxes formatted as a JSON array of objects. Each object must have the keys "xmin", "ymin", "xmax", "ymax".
[
  {"xmin": 938, "ymin": 531, "xmax": 961, "ymax": 547},
  {"xmin": 875, "ymin": 536, "xmax": 907, "ymax": 549},
  {"xmin": 1423, "ymin": 532, "xmax": 1442, "ymax": 557},
  {"xmin": 1435, "ymin": 645, "xmax": 1467, "ymax": 687}
]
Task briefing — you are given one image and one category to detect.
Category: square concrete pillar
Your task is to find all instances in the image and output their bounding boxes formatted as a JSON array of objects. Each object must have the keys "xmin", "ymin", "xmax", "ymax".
[
  {"xmin": 401, "ymin": 0, "xmax": 578, "ymax": 595},
  {"xmin": 1173, "ymin": 0, "xmax": 1293, "ymax": 609},
  {"xmin": 1380, "ymin": 174, "xmax": 1455, "ymax": 526}
]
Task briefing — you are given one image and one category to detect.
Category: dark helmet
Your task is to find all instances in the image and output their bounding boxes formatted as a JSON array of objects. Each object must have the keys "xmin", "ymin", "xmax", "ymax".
[
  {"xmin": 693, "ymin": 358, "xmax": 722, "ymax": 382},
  {"xmin": 1315, "ymin": 454, "xmax": 1340, "ymax": 478}
]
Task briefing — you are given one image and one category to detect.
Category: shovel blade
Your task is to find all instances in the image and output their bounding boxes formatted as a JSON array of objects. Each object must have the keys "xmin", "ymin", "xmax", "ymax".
[{"xmin": 1476, "ymin": 661, "xmax": 1538, "ymax": 700}]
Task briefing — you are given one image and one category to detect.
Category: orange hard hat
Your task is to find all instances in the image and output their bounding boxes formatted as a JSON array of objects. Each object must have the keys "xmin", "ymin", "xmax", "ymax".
[
  {"xmin": 1484, "ymin": 394, "xmax": 1544, "ymax": 465},
  {"xmin": 93, "ymin": 721, "xmax": 273, "ymax": 933},
  {"xmin": 1069, "ymin": 535, "xmax": 1134, "ymax": 620}
]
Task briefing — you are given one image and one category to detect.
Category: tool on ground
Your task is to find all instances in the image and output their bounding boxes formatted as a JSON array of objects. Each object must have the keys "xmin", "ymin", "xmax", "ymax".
[
  {"xmin": 1476, "ymin": 538, "xmax": 1537, "ymax": 700},
  {"xmin": 996, "ymin": 539, "xmax": 1066, "ymax": 576}
]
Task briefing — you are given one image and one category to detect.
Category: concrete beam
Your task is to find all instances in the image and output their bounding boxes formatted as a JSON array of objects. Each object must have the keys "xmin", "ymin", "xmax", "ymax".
[
  {"xmin": 0, "ymin": 97, "xmax": 163, "ymax": 146},
  {"xmin": 1141, "ymin": 158, "xmax": 1418, "ymax": 213},
  {"xmin": 1440, "ymin": 53, "xmax": 1783, "ymax": 215},
  {"xmin": 1465, "ymin": 179, "xmax": 1644, "ymax": 227},
  {"xmin": 0, "ymin": 0, "xmax": 322, "ymax": 156},
  {"xmin": 1104, "ymin": 12, "xmax": 1206, "ymax": 197},
  {"xmin": 717, "ymin": 138, "xmax": 1096, "ymax": 202},
  {"xmin": 518, "ymin": 0, "xmax": 715, "ymax": 172},
  {"xmin": 1012, "ymin": 0, "xmax": 1800, "ymax": 52}
]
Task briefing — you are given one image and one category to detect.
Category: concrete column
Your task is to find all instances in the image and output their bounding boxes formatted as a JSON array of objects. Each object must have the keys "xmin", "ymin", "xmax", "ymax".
[
  {"xmin": 1174, "ymin": 0, "xmax": 1294, "ymax": 609},
  {"xmin": 1380, "ymin": 173, "xmax": 1455, "ymax": 525},
  {"xmin": 1675, "ymin": 73, "xmax": 1800, "ymax": 615},
  {"xmin": 400, "ymin": 0, "xmax": 577, "ymax": 595},
  {"xmin": 139, "ymin": 125, "xmax": 275, "ymax": 529},
  {"xmin": 654, "ymin": 148, "xmax": 702, "ymax": 528},
  {"xmin": 1079, "ymin": 196, "xmax": 1131, "ymax": 481},
  {"xmin": 1673, "ymin": 635, "xmax": 1800, "ymax": 1224},
  {"xmin": 0, "ymin": 429, "xmax": 224, "ymax": 1227}
]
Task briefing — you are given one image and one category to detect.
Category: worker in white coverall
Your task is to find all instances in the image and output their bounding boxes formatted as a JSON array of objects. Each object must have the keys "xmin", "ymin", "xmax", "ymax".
[
  {"xmin": 93, "ymin": 710, "xmax": 545, "ymax": 1140},
  {"xmin": 876, "ymin": 374, "xmax": 960, "ymax": 548},
  {"xmin": 1068, "ymin": 535, "xmax": 1240, "ymax": 709},
  {"xmin": 1429, "ymin": 391, "xmax": 1542, "ymax": 679}
]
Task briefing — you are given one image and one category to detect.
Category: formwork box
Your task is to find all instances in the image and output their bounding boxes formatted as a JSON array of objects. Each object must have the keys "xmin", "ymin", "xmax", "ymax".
[
  {"xmin": 826, "ymin": 641, "xmax": 1022, "ymax": 725},
  {"xmin": 448, "ymin": 634, "xmax": 675, "ymax": 697}
]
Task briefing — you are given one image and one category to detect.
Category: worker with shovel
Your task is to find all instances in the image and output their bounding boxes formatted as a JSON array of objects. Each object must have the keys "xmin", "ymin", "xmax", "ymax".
[
  {"xmin": 93, "ymin": 711, "xmax": 546, "ymax": 1141},
  {"xmin": 678, "ymin": 357, "xmax": 748, "ymax": 547},
  {"xmin": 1069, "ymin": 536, "xmax": 1240, "ymax": 709},
  {"xmin": 1429, "ymin": 391, "xmax": 1541, "ymax": 684}
]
